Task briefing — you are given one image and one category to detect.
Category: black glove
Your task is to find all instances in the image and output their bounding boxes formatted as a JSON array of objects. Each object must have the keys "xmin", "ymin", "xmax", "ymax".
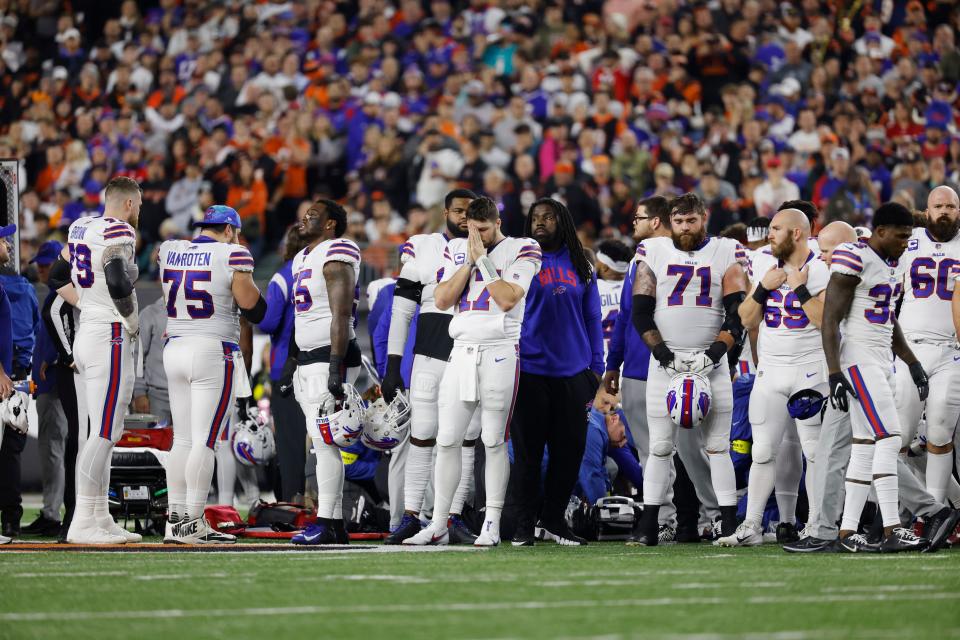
[
  {"xmin": 327, "ymin": 355, "xmax": 344, "ymax": 401},
  {"xmin": 278, "ymin": 357, "xmax": 297, "ymax": 398},
  {"xmin": 236, "ymin": 395, "xmax": 255, "ymax": 421},
  {"xmin": 381, "ymin": 355, "xmax": 405, "ymax": 403},
  {"xmin": 908, "ymin": 361, "xmax": 929, "ymax": 401},
  {"xmin": 651, "ymin": 342, "xmax": 676, "ymax": 371},
  {"xmin": 828, "ymin": 371, "xmax": 857, "ymax": 412}
]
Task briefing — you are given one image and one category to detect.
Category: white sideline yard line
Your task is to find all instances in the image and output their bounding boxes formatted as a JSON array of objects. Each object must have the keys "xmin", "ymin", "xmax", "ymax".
[
  {"xmin": 4, "ymin": 591, "xmax": 960, "ymax": 623},
  {"xmin": 472, "ymin": 629, "xmax": 960, "ymax": 640}
]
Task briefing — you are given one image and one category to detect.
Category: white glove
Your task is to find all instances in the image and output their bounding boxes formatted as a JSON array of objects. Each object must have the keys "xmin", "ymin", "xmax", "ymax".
[
  {"xmin": 1, "ymin": 392, "xmax": 29, "ymax": 434},
  {"xmin": 119, "ymin": 311, "xmax": 139, "ymax": 337},
  {"xmin": 677, "ymin": 352, "xmax": 716, "ymax": 376},
  {"xmin": 476, "ymin": 256, "xmax": 500, "ymax": 285}
]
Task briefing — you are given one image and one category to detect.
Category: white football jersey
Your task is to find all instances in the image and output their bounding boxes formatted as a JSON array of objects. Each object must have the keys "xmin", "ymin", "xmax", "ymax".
[
  {"xmin": 158, "ymin": 237, "xmax": 253, "ymax": 344},
  {"xmin": 830, "ymin": 241, "xmax": 904, "ymax": 363},
  {"xmin": 897, "ymin": 228, "xmax": 960, "ymax": 344},
  {"xmin": 442, "ymin": 237, "xmax": 542, "ymax": 344},
  {"xmin": 66, "ymin": 216, "xmax": 139, "ymax": 324},
  {"xmin": 597, "ymin": 277, "xmax": 622, "ymax": 362},
  {"xmin": 752, "ymin": 248, "xmax": 830, "ymax": 366},
  {"xmin": 292, "ymin": 238, "xmax": 361, "ymax": 351},
  {"xmin": 637, "ymin": 236, "xmax": 747, "ymax": 352},
  {"xmin": 398, "ymin": 232, "xmax": 453, "ymax": 315}
]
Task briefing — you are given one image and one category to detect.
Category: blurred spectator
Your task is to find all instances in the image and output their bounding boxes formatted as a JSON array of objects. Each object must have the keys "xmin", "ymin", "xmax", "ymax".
[
  {"xmin": 753, "ymin": 156, "xmax": 800, "ymax": 218},
  {"xmin": 823, "ymin": 167, "xmax": 879, "ymax": 226}
]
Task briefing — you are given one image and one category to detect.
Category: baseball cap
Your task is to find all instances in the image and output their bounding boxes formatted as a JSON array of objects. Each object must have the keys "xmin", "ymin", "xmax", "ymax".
[
  {"xmin": 765, "ymin": 156, "xmax": 782, "ymax": 169},
  {"xmin": 830, "ymin": 147, "xmax": 850, "ymax": 162},
  {"xmin": 0, "ymin": 224, "xmax": 15, "ymax": 239},
  {"xmin": 30, "ymin": 240, "xmax": 63, "ymax": 265},
  {"xmin": 196, "ymin": 205, "xmax": 241, "ymax": 228}
]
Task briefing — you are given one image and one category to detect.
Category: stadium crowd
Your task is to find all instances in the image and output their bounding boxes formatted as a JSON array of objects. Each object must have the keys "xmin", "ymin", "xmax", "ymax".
[{"xmin": 1, "ymin": 0, "xmax": 960, "ymax": 548}]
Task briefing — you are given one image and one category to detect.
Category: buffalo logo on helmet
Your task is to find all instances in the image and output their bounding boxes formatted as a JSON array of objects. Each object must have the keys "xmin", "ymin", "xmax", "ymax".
[{"xmin": 666, "ymin": 372, "xmax": 712, "ymax": 429}]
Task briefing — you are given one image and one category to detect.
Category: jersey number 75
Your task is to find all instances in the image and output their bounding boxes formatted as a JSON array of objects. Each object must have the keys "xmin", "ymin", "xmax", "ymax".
[{"xmin": 163, "ymin": 269, "xmax": 214, "ymax": 319}]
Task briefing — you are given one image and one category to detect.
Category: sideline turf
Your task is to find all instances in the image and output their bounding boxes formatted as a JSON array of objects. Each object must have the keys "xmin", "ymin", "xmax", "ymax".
[{"xmin": 2, "ymin": 544, "xmax": 959, "ymax": 639}]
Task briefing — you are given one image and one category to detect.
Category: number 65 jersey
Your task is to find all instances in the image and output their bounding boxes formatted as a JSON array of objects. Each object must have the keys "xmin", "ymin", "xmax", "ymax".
[
  {"xmin": 637, "ymin": 236, "xmax": 746, "ymax": 352},
  {"xmin": 291, "ymin": 238, "xmax": 361, "ymax": 351},
  {"xmin": 830, "ymin": 241, "xmax": 905, "ymax": 364},
  {"xmin": 66, "ymin": 216, "xmax": 139, "ymax": 324},
  {"xmin": 158, "ymin": 237, "xmax": 254, "ymax": 343},
  {"xmin": 751, "ymin": 249, "xmax": 829, "ymax": 366},
  {"xmin": 442, "ymin": 237, "xmax": 542, "ymax": 345}
]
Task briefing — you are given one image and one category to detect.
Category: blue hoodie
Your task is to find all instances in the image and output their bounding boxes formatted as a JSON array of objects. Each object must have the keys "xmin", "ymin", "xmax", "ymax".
[
  {"xmin": 605, "ymin": 262, "xmax": 650, "ymax": 380},
  {"xmin": 520, "ymin": 246, "xmax": 604, "ymax": 377},
  {"xmin": 258, "ymin": 261, "xmax": 295, "ymax": 381}
]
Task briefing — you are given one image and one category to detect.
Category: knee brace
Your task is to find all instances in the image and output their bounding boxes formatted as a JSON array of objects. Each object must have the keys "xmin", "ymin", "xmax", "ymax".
[
  {"xmin": 873, "ymin": 435, "xmax": 901, "ymax": 476},
  {"xmin": 752, "ymin": 441, "xmax": 775, "ymax": 465},
  {"xmin": 436, "ymin": 427, "xmax": 461, "ymax": 449},
  {"xmin": 846, "ymin": 442, "xmax": 874, "ymax": 483},
  {"xmin": 650, "ymin": 439, "xmax": 675, "ymax": 458},
  {"xmin": 925, "ymin": 422, "xmax": 955, "ymax": 448},
  {"xmin": 480, "ymin": 426, "xmax": 506, "ymax": 448}
]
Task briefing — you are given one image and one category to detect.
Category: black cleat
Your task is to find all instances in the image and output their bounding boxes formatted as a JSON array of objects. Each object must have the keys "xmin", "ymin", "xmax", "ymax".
[
  {"xmin": 22, "ymin": 515, "xmax": 62, "ymax": 536},
  {"xmin": 674, "ymin": 526, "xmax": 702, "ymax": 543},
  {"xmin": 627, "ymin": 506, "xmax": 660, "ymax": 547},
  {"xmin": 880, "ymin": 527, "xmax": 928, "ymax": 553},
  {"xmin": 776, "ymin": 522, "xmax": 800, "ymax": 544},
  {"xmin": 783, "ymin": 536, "xmax": 838, "ymax": 553},
  {"xmin": 838, "ymin": 533, "xmax": 880, "ymax": 553},
  {"xmin": 922, "ymin": 508, "xmax": 960, "ymax": 553},
  {"xmin": 511, "ymin": 531, "xmax": 536, "ymax": 547},
  {"xmin": 384, "ymin": 513, "xmax": 421, "ymax": 545},
  {"xmin": 535, "ymin": 520, "xmax": 587, "ymax": 546},
  {"xmin": 447, "ymin": 515, "xmax": 478, "ymax": 545},
  {"xmin": 334, "ymin": 520, "xmax": 349, "ymax": 544},
  {"xmin": 719, "ymin": 506, "xmax": 738, "ymax": 538}
]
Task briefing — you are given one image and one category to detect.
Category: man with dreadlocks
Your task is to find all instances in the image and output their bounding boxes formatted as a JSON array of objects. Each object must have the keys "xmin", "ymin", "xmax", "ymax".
[{"xmin": 509, "ymin": 197, "xmax": 604, "ymax": 546}]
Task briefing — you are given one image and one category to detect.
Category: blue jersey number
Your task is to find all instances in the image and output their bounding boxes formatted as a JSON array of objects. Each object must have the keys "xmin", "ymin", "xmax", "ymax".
[{"xmin": 163, "ymin": 269, "xmax": 214, "ymax": 319}]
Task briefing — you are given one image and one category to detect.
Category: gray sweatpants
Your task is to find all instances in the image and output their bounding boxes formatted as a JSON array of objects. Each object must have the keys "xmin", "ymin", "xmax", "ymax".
[
  {"xmin": 807, "ymin": 405, "xmax": 944, "ymax": 541},
  {"xmin": 621, "ymin": 377, "xmax": 719, "ymax": 528},
  {"xmin": 36, "ymin": 393, "xmax": 67, "ymax": 521}
]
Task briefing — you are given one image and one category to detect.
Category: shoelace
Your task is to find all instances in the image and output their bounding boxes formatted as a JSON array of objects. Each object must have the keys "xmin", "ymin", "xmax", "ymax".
[
  {"xmin": 893, "ymin": 527, "xmax": 919, "ymax": 541},
  {"xmin": 847, "ymin": 533, "xmax": 870, "ymax": 545}
]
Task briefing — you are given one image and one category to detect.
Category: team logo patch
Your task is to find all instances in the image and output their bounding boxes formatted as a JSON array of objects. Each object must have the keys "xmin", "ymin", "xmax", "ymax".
[
  {"xmin": 553, "ymin": 285, "xmax": 567, "ymax": 295},
  {"xmin": 907, "ymin": 239, "xmax": 919, "ymax": 251},
  {"xmin": 455, "ymin": 253, "xmax": 466, "ymax": 265},
  {"xmin": 110, "ymin": 335, "xmax": 124, "ymax": 346}
]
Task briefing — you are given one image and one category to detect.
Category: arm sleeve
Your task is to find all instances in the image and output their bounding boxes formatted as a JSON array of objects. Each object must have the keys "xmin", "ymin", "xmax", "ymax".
[
  {"xmin": 829, "ymin": 244, "xmax": 865, "ymax": 277},
  {"xmin": 578, "ymin": 413, "xmax": 610, "ymax": 505},
  {"xmin": 387, "ymin": 294, "xmax": 418, "ymax": 357},
  {"xmin": 583, "ymin": 274, "xmax": 605, "ymax": 376},
  {"xmin": 605, "ymin": 267, "xmax": 632, "ymax": 372},
  {"xmin": 43, "ymin": 294, "xmax": 73, "ymax": 361},
  {"xmin": 258, "ymin": 273, "xmax": 289, "ymax": 334}
]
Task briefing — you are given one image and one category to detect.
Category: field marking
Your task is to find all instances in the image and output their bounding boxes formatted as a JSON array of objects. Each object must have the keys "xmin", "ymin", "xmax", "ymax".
[
  {"xmin": 5, "ymin": 591, "xmax": 960, "ymax": 623},
  {"xmin": 820, "ymin": 584, "xmax": 939, "ymax": 593},
  {"xmin": 475, "ymin": 629, "xmax": 960, "ymax": 640},
  {"xmin": 12, "ymin": 571, "xmax": 128, "ymax": 578}
]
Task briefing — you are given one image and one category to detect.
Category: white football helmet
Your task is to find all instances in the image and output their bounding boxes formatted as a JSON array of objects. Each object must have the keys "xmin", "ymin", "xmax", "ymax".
[
  {"xmin": 232, "ymin": 405, "xmax": 276, "ymax": 466},
  {"xmin": 666, "ymin": 372, "xmax": 712, "ymax": 429},
  {"xmin": 1, "ymin": 391, "xmax": 29, "ymax": 434},
  {"xmin": 362, "ymin": 393, "xmax": 411, "ymax": 451},
  {"xmin": 316, "ymin": 384, "xmax": 365, "ymax": 448}
]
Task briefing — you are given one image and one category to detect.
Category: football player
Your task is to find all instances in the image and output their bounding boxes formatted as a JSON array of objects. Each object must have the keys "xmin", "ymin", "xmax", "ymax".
[
  {"xmin": 630, "ymin": 193, "xmax": 748, "ymax": 545},
  {"xmin": 380, "ymin": 189, "xmax": 481, "ymax": 545},
  {"xmin": 718, "ymin": 209, "xmax": 829, "ymax": 546},
  {"xmin": 594, "ymin": 240, "xmax": 632, "ymax": 362},
  {"xmin": 895, "ymin": 186, "xmax": 960, "ymax": 503},
  {"xmin": 283, "ymin": 199, "xmax": 362, "ymax": 545},
  {"xmin": 404, "ymin": 197, "xmax": 542, "ymax": 546},
  {"xmin": 56, "ymin": 177, "xmax": 142, "ymax": 544},
  {"xmin": 821, "ymin": 202, "xmax": 929, "ymax": 552},
  {"xmin": 160, "ymin": 206, "xmax": 265, "ymax": 544}
]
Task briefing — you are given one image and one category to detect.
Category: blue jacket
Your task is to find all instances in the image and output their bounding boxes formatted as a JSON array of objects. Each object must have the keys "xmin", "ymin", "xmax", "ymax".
[
  {"xmin": 520, "ymin": 246, "xmax": 604, "ymax": 377},
  {"xmin": 258, "ymin": 261, "xmax": 295, "ymax": 382},
  {"xmin": 578, "ymin": 407, "xmax": 643, "ymax": 504},
  {"xmin": 340, "ymin": 439, "xmax": 380, "ymax": 482},
  {"xmin": 32, "ymin": 290, "xmax": 60, "ymax": 394},
  {"xmin": 0, "ymin": 273, "xmax": 38, "ymax": 374},
  {"xmin": 370, "ymin": 282, "xmax": 416, "ymax": 386},
  {"xmin": 0, "ymin": 285, "xmax": 11, "ymax": 374},
  {"xmin": 605, "ymin": 262, "xmax": 650, "ymax": 380}
]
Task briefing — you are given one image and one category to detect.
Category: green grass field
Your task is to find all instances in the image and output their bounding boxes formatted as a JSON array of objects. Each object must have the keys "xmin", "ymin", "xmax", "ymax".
[{"xmin": 3, "ymin": 540, "xmax": 960, "ymax": 640}]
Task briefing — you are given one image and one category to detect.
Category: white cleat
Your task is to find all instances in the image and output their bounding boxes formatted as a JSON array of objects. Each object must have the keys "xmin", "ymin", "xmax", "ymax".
[
  {"xmin": 0, "ymin": 533, "xmax": 10, "ymax": 544},
  {"xmin": 66, "ymin": 520, "xmax": 128, "ymax": 545},
  {"xmin": 715, "ymin": 521, "xmax": 763, "ymax": 547},
  {"xmin": 168, "ymin": 517, "xmax": 237, "ymax": 544},
  {"xmin": 474, "ymin": 530, "xmax": 500, "ymax": 547},
  {"xmin": 100, "ymin": 519, "xmax": 142, "ymax": 543},
  {"xmin": 402, "ymin": 524, "xmax": 449, "ymax": 546},
  {"xmin": 163, "ymin": 519, "xmax": 178, "ymax": 544}
]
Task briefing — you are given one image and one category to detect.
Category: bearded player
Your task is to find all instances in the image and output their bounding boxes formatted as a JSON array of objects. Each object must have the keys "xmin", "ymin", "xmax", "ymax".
[
  {"xmin": 160, "ymin": 206, "xmax": 266, "ymax": 544},
  {"xmin": 381, "ymin": 189, "xmax": 481, "ymax": 545},
  {"xmin": 630, "ymin": 193, "xmax": 748, "ymax": 545},
  {"xmin": 717, "ymin": 208, "xmax": 829, "ymax": 546},
  {"xmin": 822, "ymin": 202, "xmax": 929, "ymax": 552},
  {"xmin": 404, "ymin": 197, "xmax": 542, "ymax": 546},
  {"xmin": 56, "ymin": 177, "xmax": 142, "ymax": 544}
]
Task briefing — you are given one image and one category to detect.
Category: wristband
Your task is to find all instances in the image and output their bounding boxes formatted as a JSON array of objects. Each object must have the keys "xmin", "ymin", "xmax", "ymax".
[
  {"xmin": 476, "ymin": 256, "xmax": 500, "ymax": 285},
  {"xmin": 751, "ymin": 284, "xmax": 771, "ymax": 304},
  {"xmin": 794, "ymin": 284, "xmax": 812, "ymax": 305},
  {"xmin": 651, "ymin": 342, "xmax": 674, "ymax": 367},
  {"xmin": 705, "ymin": 340, "xmax": 728, "ymax": 364},
  {"xmin": 329, "ymin": 354, "xmax": 344, "ymax": 375}
]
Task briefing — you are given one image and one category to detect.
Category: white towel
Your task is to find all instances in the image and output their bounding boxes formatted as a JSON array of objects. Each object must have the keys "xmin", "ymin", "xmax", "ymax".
[{"xmin": 453, "ymin": 345, "xmax": 481, "ymax": 402}]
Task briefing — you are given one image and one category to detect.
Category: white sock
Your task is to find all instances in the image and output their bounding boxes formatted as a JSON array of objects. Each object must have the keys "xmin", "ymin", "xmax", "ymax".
[
  {"xmin": 707, "ymin": 451, "xmax": 738, "ymax": 507},
  {"xmin": 451, "ymin": 444, "xmax": 476, "ymax": 515},
  {"xmin": 312, "ymin": 437, "xmax": 344, "ymax": 519},
  {"xmin": 75, "ymin": 437, "xmax": 113, "ymax": 515},
  {"xmin": 775, "ymin": 435, "xmax": 802, "ymax": 525},
  {"xmin": 74, "ymin": 495, "xmax": 98, "ymax": 524},
  {"xmin": 167, "ymin": 437, "xmax": 191, "ymax": 520},
  {"xmin": 214, "ymin": 439, "xmax": 236, "ymax": 506},
  {"xmin": 873, "ymin": 436, "xmax": 901, "ymax": 528},
  {"xmin": 744, "ymin": 461, "xmax": 775, "ymax": 527},
  {"xmin": 185, "ymin": 443, "xmax": 217, "ymax": 520},
  {"xmin": 874, "ymin": 475, "xmax": 900, "ymax": 528},
  {"xmin": 840, "ymin": 443, "xmax": 873, "ymax": 532},
  {"xmin": 431, "ymin": 444, "xmax": 461, "ymax": 529},
  {"xmin": 482, "ymin": 443, "xmax": 508, "ymax": 539},
  {"xmin": 403, "ymin": 443, "xmax": 434, "ymax": 514},
  {"xmin": 926, "ymin": 450, "xmax": 954, "ymax": 505},
  {"xmin": 643, "ymin": 454, "xmax": 671, "ymax": 506}
]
